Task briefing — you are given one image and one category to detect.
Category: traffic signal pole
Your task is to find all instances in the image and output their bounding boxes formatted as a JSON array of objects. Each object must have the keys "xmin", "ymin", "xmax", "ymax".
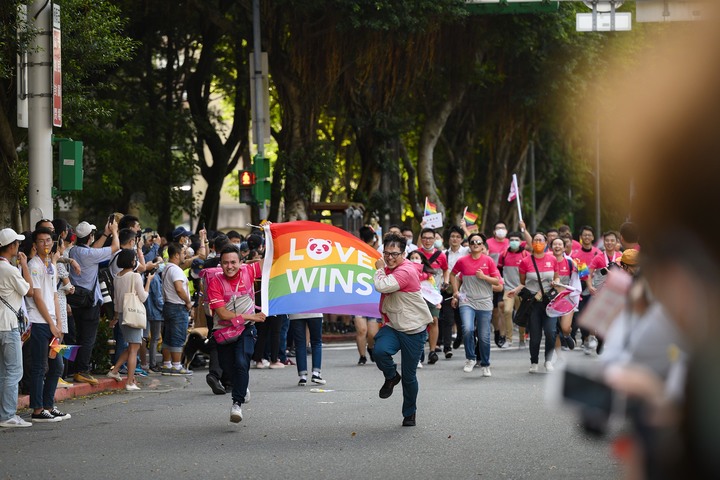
[
  {"xmin": 252, "ymin": 0, "xmax": 268, "ymax": 220},
  {"xmin": 27, "ymin": 0, "xmax": 55, "ymax": 226}
]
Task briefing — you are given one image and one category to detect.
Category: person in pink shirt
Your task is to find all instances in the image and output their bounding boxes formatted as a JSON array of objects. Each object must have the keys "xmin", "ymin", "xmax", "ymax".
[
  {"xmin": 417, "ymin": 228, "xmax": 449, "ymax": 366},
  {"xmin": 588, "ymin": 231, "xmax": 623, "ymax": 295},
  {"xmin": 571, "ymin": 225, "xmax": 601, "ymax": 352},
  {"xmin": 508, "ymin": 232, "xmax": 560, "ymax": 373},
  {"xmin": 498, "ymin": 231, "xmax": 529, "ymax": 348},
  {"xmin": 450, "ymin": 233, "xmax": 503, "ymax": 376}
]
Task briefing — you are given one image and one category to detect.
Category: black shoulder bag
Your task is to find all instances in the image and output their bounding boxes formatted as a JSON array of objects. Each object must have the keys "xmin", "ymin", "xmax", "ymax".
[{"xmin": 0, "ymin": 296, "xmax": 27, "ymax": 334}]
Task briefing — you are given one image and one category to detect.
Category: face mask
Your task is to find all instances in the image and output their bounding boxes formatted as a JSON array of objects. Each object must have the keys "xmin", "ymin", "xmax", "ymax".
[
  {"xmin": 411, "ymin": 258, "xmax": 422, "ymax": 264},
  {"xmin": 157, "ymin": 263, "xmax": 166, "ymax": 274},
  {"xmin": 434, "ymin": 240, "xmax": 443, "ymax": 249},
  {"xmin": 532, "ymin": 242, "xmax": 546, "ymax": 254},
  {"xmin": 495, "ymin": 229, "xmax": 507, "ymax": 240},
  {"xmin": 509, "ymin": 240, "xmax": 521, "ymax": 250}
]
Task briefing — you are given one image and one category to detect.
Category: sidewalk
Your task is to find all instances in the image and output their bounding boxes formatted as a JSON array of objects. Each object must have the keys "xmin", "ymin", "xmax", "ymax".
[{"xmin": 17, "ymin": 376, "xmax": 129, "ymax": 410}]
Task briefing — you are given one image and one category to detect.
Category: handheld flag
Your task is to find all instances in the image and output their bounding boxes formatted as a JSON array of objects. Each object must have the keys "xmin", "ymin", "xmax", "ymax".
[
  {"xmin": 49, "ymin": 337, "xmax": 81, "ymax": 361},
  {"xmin": 262, "ymin": 221, "xmax": 381, "ymax": 317},
  {"xmin": 507, "ymin": 174, "xmax": 524, "ymax": 223},
  {"xmin": 462, "ymin": 207, "xmax": 478, "ymax": 225},
  {"xmin": 424, "ymin": 197, "xmax": 438, "ymax": 216}
]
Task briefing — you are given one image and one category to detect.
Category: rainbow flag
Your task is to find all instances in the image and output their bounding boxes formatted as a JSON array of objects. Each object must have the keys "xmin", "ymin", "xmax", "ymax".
[
  {"xmin": 463, "ymin": 208, "xmax": 478, "ymax": 225},
  {"xmin": 424, "ymin": 197, "xmax": 438, "ymax": 216},
  {"xmin": 49, "ymin": 337, "xmax": 80, "ymax": 361},
  {"xmin": 261, "ymin": 221, "xmax": 382, "ymax": 317}
]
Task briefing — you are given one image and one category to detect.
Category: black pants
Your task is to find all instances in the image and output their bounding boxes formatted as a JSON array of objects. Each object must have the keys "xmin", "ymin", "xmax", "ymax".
[
  {"xmin": 438, "ymin": 299, "xmax": 456, "ymax": 350},
  {"xmin": 71, "ymin": 302, "xmax": 101, "ymax": 373},
  {"xmin": 253, "ymin": 315, "xmax": 281, "ymax": 363},
  {"xmin": 571, "ymin": 294, "xmax": 591, "ymax": 342}
]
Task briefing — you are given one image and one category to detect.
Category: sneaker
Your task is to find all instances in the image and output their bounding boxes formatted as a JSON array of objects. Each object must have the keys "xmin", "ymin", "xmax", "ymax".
[
  {"xmin": 498, "ymin": 335, "xmax": 506, "ymax": 348},
  {"xmin": 529, "ymin": 363, "xmax": 539, "ymax": 373},
  {"xmin": 588, "ymin": 335, "xmax": 598, "ymax": 350},
  {"xmin": 463, "ymin": 359, "xmax": 476, "ymax": 373},
  {"xmin": 428, "ymin": 351, "xmax": 439, "ymax": 365},
  {"xmin": 417, "ymin": 361, "xmax": 423, "ymax": 369},
  {"xmin": 367, "ymin": 347, "xmax": 375, "ymax": 363},
  {"xmin": 73, "ymin": 372, "xmax": 99, "ymax": 385},
  {"xmin": 268, "ymin": 361, "xmax": 285, "ymax": 369},
  {"xmin": 0, "ymin": 415, "xmax": 32, "ymax": 428},
  {"xmin": 544, "ymin": 361, "xmax": 554, "ymax": 372},
  {"xmin": 161, "ymin": 366, "xmax": 193, "ymax": 376},
  {"xmin": 494, "ymin": 330, "xmax": 501, "ymax": 348},
  {"xmin": 254, "ymin": 359, "xmax": 270, "ymax": 369},
  {"xmin": 357, "ymin": 355, "xmax": 367, "ymax": 366},
  {"xmin": 31, "ymin": 409, "xmax": 62, "ymax": 423},
  {"xmin": 311, "ymin": 373, "xmax": 326, "ymax": 385},
  {"xmin": 106, "ymin": 370, "xmax": 122, "ymax": 382},
  {"xmin": 499, "ymin": 342, "xmax": 511, "ymax": 349},
  {"xmin": 444, "ymin": 348, "xmax": 453, "ymax": 359},
  {"xmin": 564, "ymin": 335, "xmax": 576, "ymax": 350},
  {"xmin": 245, "ymin": 388, "xmax": 251, "ymax": 403},
  {"xmin": 481, "ymin": 366, "xmax": 492, "ymax": 377},
  {"xmin": 50, "ymin": 407, "xmax": 72, "ymax": 420},
  {"xmin": 118, "ymin": 366, "xmax": 128, "ymax": 375},
  {"xmin": 283, "ymin": 358, "xmax": 295, "ymax": 366},
  {"xmin": 135, "ymin": 367, "xmax": 149, "ymax": 377},
  {"xmin": 230, "ymin": 403, "xmax": 243, "ymax": 423},
  {"xmin": 125, "ymin": 383, "xmax": 141, "ymax": 391},
  {"xmin": 298, "ymin": 377, "xmax": 307, "ymax": 386},
  {"xmin": 379, "ymin": 373, "xmax": 402, "ymax": 399},
  {"xmin": 583, "ymin": 343, "xmax": 592, "ymax": 356},
  {"xmin": 206, "ymin": 374, "xmax": 226, "ymax": 395},
  {"xmin": 402, "ymin": 413, "xmax": 416, "ymax": 427},
  {"xmin": 57, "ymin": 378, "xmax": 73, "ymax": 389},
  {"xmin": 149, "ymin": 365, "xmax": 162, "ymax": 373},
  {"xmin": 452, "ymin": 336, "xmax": 462, "ymax": 350}
]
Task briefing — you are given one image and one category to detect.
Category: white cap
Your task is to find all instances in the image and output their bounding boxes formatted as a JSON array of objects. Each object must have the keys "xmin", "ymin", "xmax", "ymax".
[
  {"xmin": 0, "ymin": 228, "xmax": 25, "ymax": 247},
  {"xmin": 75, "ymin": 221, "xmax": 97, "ymax": 238}
]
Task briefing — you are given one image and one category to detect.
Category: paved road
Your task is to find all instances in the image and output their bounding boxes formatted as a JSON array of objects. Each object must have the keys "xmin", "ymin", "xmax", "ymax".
[{"xmin": 1, "ymin": 342, "xmax": 619, "ymax": 479}]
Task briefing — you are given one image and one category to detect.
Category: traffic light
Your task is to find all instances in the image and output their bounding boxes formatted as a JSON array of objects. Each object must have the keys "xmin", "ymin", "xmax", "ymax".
[
  {"xmin": 252, "ymin": 154, "xmax": 271, "ymax": 203},
  {"xmin": 238, "ymin": 170, "xmax": 256, "ymax": 204}
]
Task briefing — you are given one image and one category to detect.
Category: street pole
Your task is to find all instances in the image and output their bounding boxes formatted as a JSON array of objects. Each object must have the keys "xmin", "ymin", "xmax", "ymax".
[
  {"xmin": 252, "ymin": 0, "xmax": 267, "ymax": 220},
  {"xmin": 28, "ymin": 0, "xmax": 54, "ymax": 226}
]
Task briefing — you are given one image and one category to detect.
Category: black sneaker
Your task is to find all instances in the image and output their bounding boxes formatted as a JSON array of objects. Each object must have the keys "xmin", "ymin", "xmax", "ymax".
[
  {"xmin": 367, "ymin": 347, "xmax": 374, "ymax": 363},
  {"xmin": 428, "ymin": 351, "xmax": 439, "ymax": 365},
  {"xmin": 31, "ymin": 410, "xmax": 61, "ymax": 423},
  {"xmin": 564, "ymin": 335, "xmax": 576, "ymax": 350},
  {"xmin": 358, "ymin": 355, "xmax": 367, "ymax": 365},
  {"xmin": 494, "ymin": 330, "xmax": 501, "ymax": 348},
  {"xmin": 402, "ymin": 413, "xmax": 416, "ymax": 427},
  {"xmin": 444, "ymin": 347, "xmax": 453, "ymax": 359},
  {"xmin": 498, "ymin": 335, "xmax": 506, "ymax": 347},
  {"xmin": 206, "ymin": 374, "xmax": 226, "ymax": 395},
  {"xmin": 379, "ymin": 373, "xmax": 402, "ymax": 399},
  {"xmin": 49, "ymin": 407, "xmax": 71, "ymax": 421},
  {"xmin": 453, "ymin": 337, "xmax": 462, "ymax": 350},
  {"xmin": 298, "ymin": 377, "xmax": 307, "ymax": 386}
]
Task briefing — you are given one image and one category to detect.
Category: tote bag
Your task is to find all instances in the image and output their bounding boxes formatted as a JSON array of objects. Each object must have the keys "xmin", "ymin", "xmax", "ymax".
[{"xmin": 121, "ymin": 274, "xmax": 147, "ymax": 329}]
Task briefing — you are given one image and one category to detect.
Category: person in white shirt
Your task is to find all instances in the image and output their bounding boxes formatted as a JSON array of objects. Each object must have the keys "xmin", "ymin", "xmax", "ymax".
[{"xmin": 160, "ymin": 242, "xmax": 193, "ymax": 376}]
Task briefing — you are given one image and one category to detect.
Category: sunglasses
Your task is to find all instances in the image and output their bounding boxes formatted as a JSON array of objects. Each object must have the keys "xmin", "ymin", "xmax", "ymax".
[{"xmin": 469, "ymin": 240, "xmax": 484, "ymax": 245}]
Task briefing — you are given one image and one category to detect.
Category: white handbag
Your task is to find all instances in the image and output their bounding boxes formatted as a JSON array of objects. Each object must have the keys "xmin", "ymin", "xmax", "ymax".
[{"xmin": 121, "ymin": 274, "xmax": 147, "ymax": 329}]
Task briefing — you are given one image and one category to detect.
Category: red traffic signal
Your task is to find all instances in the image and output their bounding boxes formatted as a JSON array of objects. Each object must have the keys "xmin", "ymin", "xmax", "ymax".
[{"xmin": 239, "ymin": 170, "xmax": 256, "ymax": 187}]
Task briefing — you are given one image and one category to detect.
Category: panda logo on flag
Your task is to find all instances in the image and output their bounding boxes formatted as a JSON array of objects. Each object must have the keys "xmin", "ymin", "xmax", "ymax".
[{"xmin": 306, "ymin": 238, "xmax": 333, "ymax": 261}]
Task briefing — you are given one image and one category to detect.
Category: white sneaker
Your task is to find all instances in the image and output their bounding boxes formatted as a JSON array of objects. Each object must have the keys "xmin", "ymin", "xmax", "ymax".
[
  {"xmin": 588, "ymin": 335, "xmax": 598, "ymax": 350},
  {"xmin": 311, "ymin": 373, "xmax": 326, "ymax": 385},
  {"xmin": 544, "ymin": 361, "xmax": 554, "ymax": 372},
  {"xmin": 125, "ymin": 383, "xmax": 141, "ymax": 391},
  {"xmin": 0, "ymin": 415, "xmax": 32, "ymax": 428},
  {"xmin": 245, "ymin": 388, "xmax": 251, "ymax": 403},
  {"xmin": 417, "ymin": 361, "xmax": 423, "ymax": 369},
  {"xmin": 529, "ymin": 363, "xmax": 539, "ymax": 373},
  {"xmin": 230, "ymin": 403, "xmax": 243, "ymax": 423},
  {"xmin": 463, "ymin": 359, "xmax": 476, "ymax": 373},
  {"xmin": 481, "ymin": 366, "xmax": 492, "ymax": 377}
]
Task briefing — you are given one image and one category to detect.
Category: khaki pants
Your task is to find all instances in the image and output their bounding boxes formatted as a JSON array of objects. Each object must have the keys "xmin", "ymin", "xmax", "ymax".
[{"xmin": 502, "ymin": 290, "xmax": 525, "ymax": 343}]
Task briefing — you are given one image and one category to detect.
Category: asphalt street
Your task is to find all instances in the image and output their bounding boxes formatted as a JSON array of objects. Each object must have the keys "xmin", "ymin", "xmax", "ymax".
[{"xmin": 0, "ymin": 342, "xmax": 619, "ymax": 479}]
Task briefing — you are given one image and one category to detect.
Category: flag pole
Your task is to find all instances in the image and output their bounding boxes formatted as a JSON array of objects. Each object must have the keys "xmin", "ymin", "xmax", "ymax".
[{"xmin": 513, "ymin": 174, "xmax": 524, "ymax": 224}]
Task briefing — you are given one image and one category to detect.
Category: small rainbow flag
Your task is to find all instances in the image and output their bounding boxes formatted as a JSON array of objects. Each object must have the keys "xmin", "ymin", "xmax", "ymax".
[
  {"xmin": 463, "ymin": 208, "xmax": 478, "ymax": 225},
  {"xmin": 261, "ymin": 221, "xmax": 382, "ymax": 317},
  {"xmin": 576, "ymin": 261, "xmax": 590, "ymax": 281},
  {"xmin": 424, "ymin": 197, "xmax": 438, "ymax": 216},
  {"xmin": 49, "ymin": 337, "xmax": 80, "ymax": 361}
]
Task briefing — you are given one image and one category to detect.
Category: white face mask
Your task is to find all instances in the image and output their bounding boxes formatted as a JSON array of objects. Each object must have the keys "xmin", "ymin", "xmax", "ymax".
[
  {"xmin": 495, "ymin": 229, "xmax": 507, "ymax": 240},
  {"xmin": 434, "ymin": 240, "xmax": 443, "ymax": 249},
  {"xmin": 411, "ymin": 258, "xmax": 422, "ymax": 264}
]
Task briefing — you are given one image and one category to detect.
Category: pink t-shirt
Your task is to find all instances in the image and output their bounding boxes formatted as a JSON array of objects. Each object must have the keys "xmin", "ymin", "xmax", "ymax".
[
  {"xmin": 498, "ymin": 249, "xmax": 528, "ymax": 291},
  {"xmin": 571, "ymin": 246, "xmax": 601, "ymax": 282},
  {"xmin": 452, "ymin": 254, "xmax": 502, "ymax": 310},
  {"xmin": 206, "ymin": 262, "xmax": 261, "ymax": 312},
  {"xmin": 486, "ymin": 237, "xmax": 509, "ymax": 264},
  {"xmin": 519, "ymin": 254, "xmax": 558, "ymax": 294},
  {"xmin": 419, "ymin": 247, "xmax": 448, "ymax": 286}
]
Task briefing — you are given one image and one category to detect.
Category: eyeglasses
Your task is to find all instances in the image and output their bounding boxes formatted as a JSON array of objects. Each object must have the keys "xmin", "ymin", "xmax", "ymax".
[
  {"xmin": 469, "ymin": 240, "xmax": 483, "ymax": 246},
  {"xmin": 383, "ymin": 252, "xmax": 402, "ymax": 259},
  {"xmin": 421, "ymin": 236, "xmax": 435, "ymax": 241}
]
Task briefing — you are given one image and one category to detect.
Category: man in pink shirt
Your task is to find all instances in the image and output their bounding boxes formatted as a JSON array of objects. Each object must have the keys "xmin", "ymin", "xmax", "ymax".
[
  {"xmin": 417, "ymin": 228, "xmax": 449, "ymax": 365},
  {"xmin": 571, "ymin": 225, "xmax": 601, "ymax": 352}
]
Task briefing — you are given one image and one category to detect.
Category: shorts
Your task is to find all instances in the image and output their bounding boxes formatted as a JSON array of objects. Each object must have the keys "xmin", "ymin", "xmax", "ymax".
[
  {"xmin": 492, "ymin": 291, "xmax": 504, "ymax": 308},
  {"xmin": 162, "ymin": 303, "xmax": 190, "ymax": 352}
]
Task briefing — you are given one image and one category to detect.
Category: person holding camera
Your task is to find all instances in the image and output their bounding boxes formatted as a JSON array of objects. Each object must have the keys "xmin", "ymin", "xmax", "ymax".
[
  {"xmin": 0, "ymin": 229, "xmax": 32, "ymax": 428},
  {"xmin": 508, "ymin": 232, "xmax": 560, "ymax": 373}
]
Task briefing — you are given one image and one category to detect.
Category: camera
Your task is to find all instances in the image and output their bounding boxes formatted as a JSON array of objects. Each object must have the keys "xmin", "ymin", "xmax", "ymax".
[
  {"xmin": 100, "ymin": 280, "xmax": 112, "ymax": 304},
  {"xmin": 599, "ymin": 267, "xmax": 609, "ymax": 276}
]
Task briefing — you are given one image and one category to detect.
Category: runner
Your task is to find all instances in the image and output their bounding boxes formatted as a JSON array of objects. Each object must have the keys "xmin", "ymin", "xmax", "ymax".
[
  {"xmin": 498, "ymin": 231, "xmax": 529, "ymax": 348},
  {"xmin": 417, "ymin": 228, "xmax": 449, "ymax": 365}
]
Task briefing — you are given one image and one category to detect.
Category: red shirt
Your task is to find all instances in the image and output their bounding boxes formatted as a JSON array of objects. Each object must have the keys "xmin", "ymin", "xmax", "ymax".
[{"xmin": 206, "ymin": 262, "xmax": 261, "ymax": 312}]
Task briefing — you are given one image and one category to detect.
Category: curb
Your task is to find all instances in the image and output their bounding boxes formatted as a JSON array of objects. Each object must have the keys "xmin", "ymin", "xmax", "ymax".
[{"xmin": 17, "ymin": 377, "xmax": 127, "ymax": 410}]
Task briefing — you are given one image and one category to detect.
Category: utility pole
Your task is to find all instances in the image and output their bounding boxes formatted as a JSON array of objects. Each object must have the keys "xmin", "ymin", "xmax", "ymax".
[{"xmin": 27, "ymin": 0, "xmax": 55, "ymax": 226}]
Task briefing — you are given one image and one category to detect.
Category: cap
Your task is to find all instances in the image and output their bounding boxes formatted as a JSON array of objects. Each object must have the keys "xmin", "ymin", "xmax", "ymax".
[
  {"xmin": 172, "ymin": 226, "xmax": 191, "ymax": 241},
  {"xmin": 621, "ymin": 249, "xmax": 639, "ymax": 266},
  {"xmin": 0, "ymin": 228, "xmax": 25, "ymax": 247},
  {"xmin": 75, "ymin": 221, "xmax": 97, "ymax": 239}
]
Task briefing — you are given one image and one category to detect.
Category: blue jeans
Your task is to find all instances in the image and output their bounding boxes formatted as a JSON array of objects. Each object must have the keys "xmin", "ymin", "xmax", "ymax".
[
  {"xmin": 162, "ymin": 303, "xmax": 189, "ymax": 352},
  {"xmin": 374, "ymin": 326, "xmax": 428, "ymax": 418},
  {"xmin": 528, "ymin": 302, "xmax": 556, "ymax": 364},
  {"xmin": 28, "ymin": 323, "xmax": 64, "ymax": 410},
  {"xmin": 459, "ymin": 306, "xmax": 492, "ymax": 367},
  {"xmin": 217, "ymin": 326, "xmax": 256, "ymax": 405},
  {"xmin": 0, "ymin": 329, "xmax": 23, "ymax": 421},
  {"xmin": 290, "ymin": 317, "xmax": 323, "ymax": 375},
  {"xmin": 113, "ymin": 321, "xmax": 128, "ymax": 363}
]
